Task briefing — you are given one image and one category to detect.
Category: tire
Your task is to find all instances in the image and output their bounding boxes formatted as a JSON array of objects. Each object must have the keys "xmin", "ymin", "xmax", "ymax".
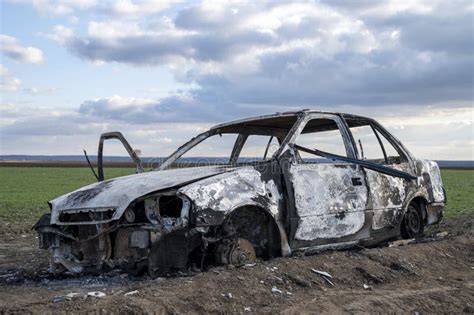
[{"xmin": 401, "ymin": 203, "xmax": 424, "ymax": 239}]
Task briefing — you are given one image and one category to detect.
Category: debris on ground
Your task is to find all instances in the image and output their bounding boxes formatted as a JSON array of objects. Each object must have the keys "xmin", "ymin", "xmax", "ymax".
[
  {"xmin": 389, "ymin": 262, "xmax": 419, "ymax": 276},
  {"xmin": 389, "ymin": 239, "xmax": 415, "ymax": 247},
  {"xmin": 417, "ymin": 231, "xmax": 450, "ymax": 243},
  {"xmin": 310, "ymin": 269, "xmax": 332, "ymax": 278},
  {"xmin": 87, "ymin": 291, "xmax": 106, "ymax": 298},
  {"xmin": 271, "ymin": 287, "xmax": 283, "ymax": 294},
  {"xmin": 52, "ymin": 296, "xmax": 66, "ymax": 303},
  {"xmin": 436, "ymin": 232, "xmax": 449, "ymax": 238},
  {"xmin": 124, "ymin": 290, "xmax": 139, "ymax": 296},
  {"xmin": 310, "ymin": 268, "xmax": 335, "ymax": 286},
  {"xmin": 65, "ymin": 293, "xmax": 80, "ymax": 299},
  {"xmin": 52, "ymin": 292, "xmax": 80, "ymax": 302}
]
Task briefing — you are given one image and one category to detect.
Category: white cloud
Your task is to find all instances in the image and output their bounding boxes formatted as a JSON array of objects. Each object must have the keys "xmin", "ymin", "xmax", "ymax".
[
  {"xmin": 0, "ymin": 35, "xmax": 44, "ymax": 64},
  {"xmin": 20, "ymin": 0, "xmax": 171, "ymax": 17},
  {"xmin": 105, "ymin": 0, "xmax": 172, "ymax": 17},
  {"xmin": 0, "ymin": 64, "xmax": 22, "ymax": 91},
  {"xmin": 30, "ymin": 0, "xmax": 97, "ymax": 16},
  {"xmin": 23, "ymin": 86, "xmax": 59, "ymax": 95},
  {"xmin": 43, "ymin": 25, "xmax": 74, "ymax": 44},
  {"xmin": 40, "ymin": 1, "xmax": 472, "ymax": 109},
  {"xmin": 357, "ymin": 0, "xmax": 434, "ymax": 17}
]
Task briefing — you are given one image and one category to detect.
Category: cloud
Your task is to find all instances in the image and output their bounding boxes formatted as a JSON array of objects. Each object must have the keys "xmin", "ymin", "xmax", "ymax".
[
  {"xmin": 42, "ymin": 1, "xmax": 473, "ymax": 108},
  {"xmin": 2, "ymin": 1, "xmax": 473, "ymax": 159},
  {"xmin": 17, "ymin": 0, "xmax": 170, "ymax": 17},
  {"xmin": 23, "ymin": 86, "xmax": 59, "ymax": 95},
  {"xmin": 0, "ymin": 102, "xmax": 213, "ymax": 156},
  {"xmin": 103, "ymin": 0, "xmax": 172, "ymax": 17},
  {"xmin": 1, "ymin": 100, "xmax": 472, "ymax": 159},
  {"xmin": 30, "ymin": 0, "xmax": 97, "ymax": 16},
  {"xmin": 0, "ymin": 103, "xmax": 91, "ymax": 136},
  {"xmin": 0, "ymin": 64, "xmax": 22, "ymax": 91},
  {"xmin": 78, "ymin": 94, "xmax": 242, "ymax": 123},
  {"xmin": 0, "ymin": 34, "xmax": 44, "ymax": 64},
  {"xmin": 42, "ymin": 25, "xmax": 74, "ymax": 44}
]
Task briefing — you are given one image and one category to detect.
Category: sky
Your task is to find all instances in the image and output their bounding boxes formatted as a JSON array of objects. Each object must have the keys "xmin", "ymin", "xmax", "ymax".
[{"xmin": 0, "ymin": 0, "xmax": 473, "ymax": 160}]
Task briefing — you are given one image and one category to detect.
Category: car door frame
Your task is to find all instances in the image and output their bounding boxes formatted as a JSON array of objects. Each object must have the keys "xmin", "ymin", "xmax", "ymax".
[
  {"xmin": 341, "ymin": 114, "xmax": 416, "ymax": 173},
  {"xmin": 278, "ymin": 112, "xmax": 374, "ymax": 250},
  {"xmin": 341, "ymin": 115, "xmax": 418, "ymax": 237}
]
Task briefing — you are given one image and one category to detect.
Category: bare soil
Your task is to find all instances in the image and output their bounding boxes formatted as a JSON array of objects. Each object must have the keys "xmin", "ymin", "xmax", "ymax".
[{"xmin": 0, "ymin": 220, "xmax": 473, "ymax": 314}]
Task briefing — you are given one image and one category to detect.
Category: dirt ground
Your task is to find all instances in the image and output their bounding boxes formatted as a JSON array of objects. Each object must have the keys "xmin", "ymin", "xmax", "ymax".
[{"xmin": 0, "ymin": 219, "xmax": 473, "ymax": 314}]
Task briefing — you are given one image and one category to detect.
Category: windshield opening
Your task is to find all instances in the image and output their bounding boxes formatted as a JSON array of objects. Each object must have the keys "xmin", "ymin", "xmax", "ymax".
[
  {"xmin": 174, "ymin": 133, "xmax": 239, "ymax": 168},
  {"xmin": 159, "ymin": 115, "xmax": 298, "ymax": 170}
]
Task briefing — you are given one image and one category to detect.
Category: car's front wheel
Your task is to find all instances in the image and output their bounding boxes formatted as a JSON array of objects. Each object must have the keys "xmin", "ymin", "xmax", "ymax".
[{"xmin": 401, "ymin": 203, "xmax": 424, "ymax": 238}]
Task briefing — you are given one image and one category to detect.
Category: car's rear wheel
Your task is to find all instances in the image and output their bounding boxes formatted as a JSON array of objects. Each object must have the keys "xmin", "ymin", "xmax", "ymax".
[{"xmin": 401, "ymin": 204, "xmax": 424, "ymax": 238}]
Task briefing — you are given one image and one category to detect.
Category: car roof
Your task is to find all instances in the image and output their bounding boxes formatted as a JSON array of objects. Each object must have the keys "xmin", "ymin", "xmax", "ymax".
[{"xmin": 210, "ymin": 109, "xmax": 368, "ymax": 131}]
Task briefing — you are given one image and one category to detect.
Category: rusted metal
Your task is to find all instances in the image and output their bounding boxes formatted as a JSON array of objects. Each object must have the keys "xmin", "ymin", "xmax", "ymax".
[
  {"xmin": 97, "ymin": 131, "xmax": 144, "ymax": 181},
  {"xmin": 34, "ymin": 110, "xmax": 446, "ymax": 276},
  {"xmin": 219, "ymin": 238, "xmax": 257, "ymax": 267}
]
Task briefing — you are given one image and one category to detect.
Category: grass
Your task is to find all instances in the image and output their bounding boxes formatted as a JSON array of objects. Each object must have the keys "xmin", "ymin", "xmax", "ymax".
[
  {"xmin": 440, "ymin": 169, "xmax": 474, "ymax": 219},
  {"xmin": 0, "ymin": 167, "xmax": 472, "ymax": 226},
  {"xmin": 0, "ymin": 167, "xmax": 135, "ymax": 225}
]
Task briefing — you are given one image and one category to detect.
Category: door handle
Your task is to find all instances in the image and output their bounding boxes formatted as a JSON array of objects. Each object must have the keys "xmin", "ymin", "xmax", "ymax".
[{"xmin": 351, "ymin": 177, "xmax": 363, "ymax": 186}]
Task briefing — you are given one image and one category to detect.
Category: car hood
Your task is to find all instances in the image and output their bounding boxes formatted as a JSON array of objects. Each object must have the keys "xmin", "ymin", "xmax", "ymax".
[{"xmin": 49, "ymin": 166, "xmax": 236, "ymax": 224}]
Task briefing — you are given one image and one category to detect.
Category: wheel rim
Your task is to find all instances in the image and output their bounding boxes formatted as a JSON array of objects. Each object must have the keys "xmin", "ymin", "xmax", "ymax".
[{"xmin": 405, "ymin": 207, "xmax": 421, "ymax": 236}]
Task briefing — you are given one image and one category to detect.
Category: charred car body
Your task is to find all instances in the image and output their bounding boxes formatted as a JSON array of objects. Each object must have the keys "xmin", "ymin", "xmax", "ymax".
[{"xmin": 34, "ymin": 111, "xmax": 446, "ymax": 276}]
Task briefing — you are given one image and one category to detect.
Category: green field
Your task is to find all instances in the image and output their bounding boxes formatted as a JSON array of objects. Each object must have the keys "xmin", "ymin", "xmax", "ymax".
[
  {"xmin": 0, "ymin": 167, "xmax": 136, "ymax": 225},
  {"xmin": 0, "ymin": 167, "xmax": 472, "ymax": 226}
]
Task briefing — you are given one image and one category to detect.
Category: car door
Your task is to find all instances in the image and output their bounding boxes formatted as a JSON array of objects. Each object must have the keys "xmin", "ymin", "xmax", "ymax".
[
  {"xmin": 282, "ymin": 114, "xmax": 370, "ymax": 247},
  {"xmin": 344, "ymin": 117, "xmax": 414, "ymax": 231}
]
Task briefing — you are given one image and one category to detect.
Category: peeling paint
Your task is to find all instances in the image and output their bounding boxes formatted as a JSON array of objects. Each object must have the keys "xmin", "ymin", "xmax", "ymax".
[
  {"xmin": 371, "ymin": 208, "xmax": 403, "ymax": 230},
  {"xmin": 179, "ymin": 168, "xmax": 281, "ymax": 217},
  {"xmin": 50, "ymin": 166, "xmax": 232, "ymax": 224},
  {"xmin": 419, "ymin": 160, "xmax": 445, "ymax": 203},
  {"xmin": 290, "ymin": 163, "xmax": 368, "ymax": 240},
  {"xmin": 296, "ymin": 212, "xmax": 365, "ymax": 240},
  {"xmin": 366, "ymin": 167, "xmax": 407, "ymax": 210}
]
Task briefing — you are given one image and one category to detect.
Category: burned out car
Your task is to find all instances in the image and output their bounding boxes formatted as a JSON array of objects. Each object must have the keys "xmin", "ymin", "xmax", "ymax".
[{"xmin": 34, "ymin": 110, "xmax": 446, "ymax": 276}]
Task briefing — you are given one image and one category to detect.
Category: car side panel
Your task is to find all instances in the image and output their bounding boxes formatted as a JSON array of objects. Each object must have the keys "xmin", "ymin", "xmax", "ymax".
[
  {"xmin": 289, "ymin": 163, "xmax": 369, "ymax": 241},
  {"xmin": 365, "ymin": 162, "xmax": 411, "ymax": 231}
]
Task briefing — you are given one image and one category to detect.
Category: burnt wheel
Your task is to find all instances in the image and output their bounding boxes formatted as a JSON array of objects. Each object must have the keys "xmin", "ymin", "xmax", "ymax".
[
  {"xmin": 215, "ymin": 238, "xmax": 257, "ymax": 267},
  {"xmin": 229, "ymin": 238, "xmax": 257, "ymax": 266},
  {"xmin": 401, "ymin": 204, "xmax": 424, "ymax": 238}
]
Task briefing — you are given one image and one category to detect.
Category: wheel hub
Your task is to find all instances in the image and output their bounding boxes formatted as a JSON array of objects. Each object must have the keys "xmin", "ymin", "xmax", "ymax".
[{"xmin": 228, "ymin": 238, "xmax": 257, "ymax": 267}]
